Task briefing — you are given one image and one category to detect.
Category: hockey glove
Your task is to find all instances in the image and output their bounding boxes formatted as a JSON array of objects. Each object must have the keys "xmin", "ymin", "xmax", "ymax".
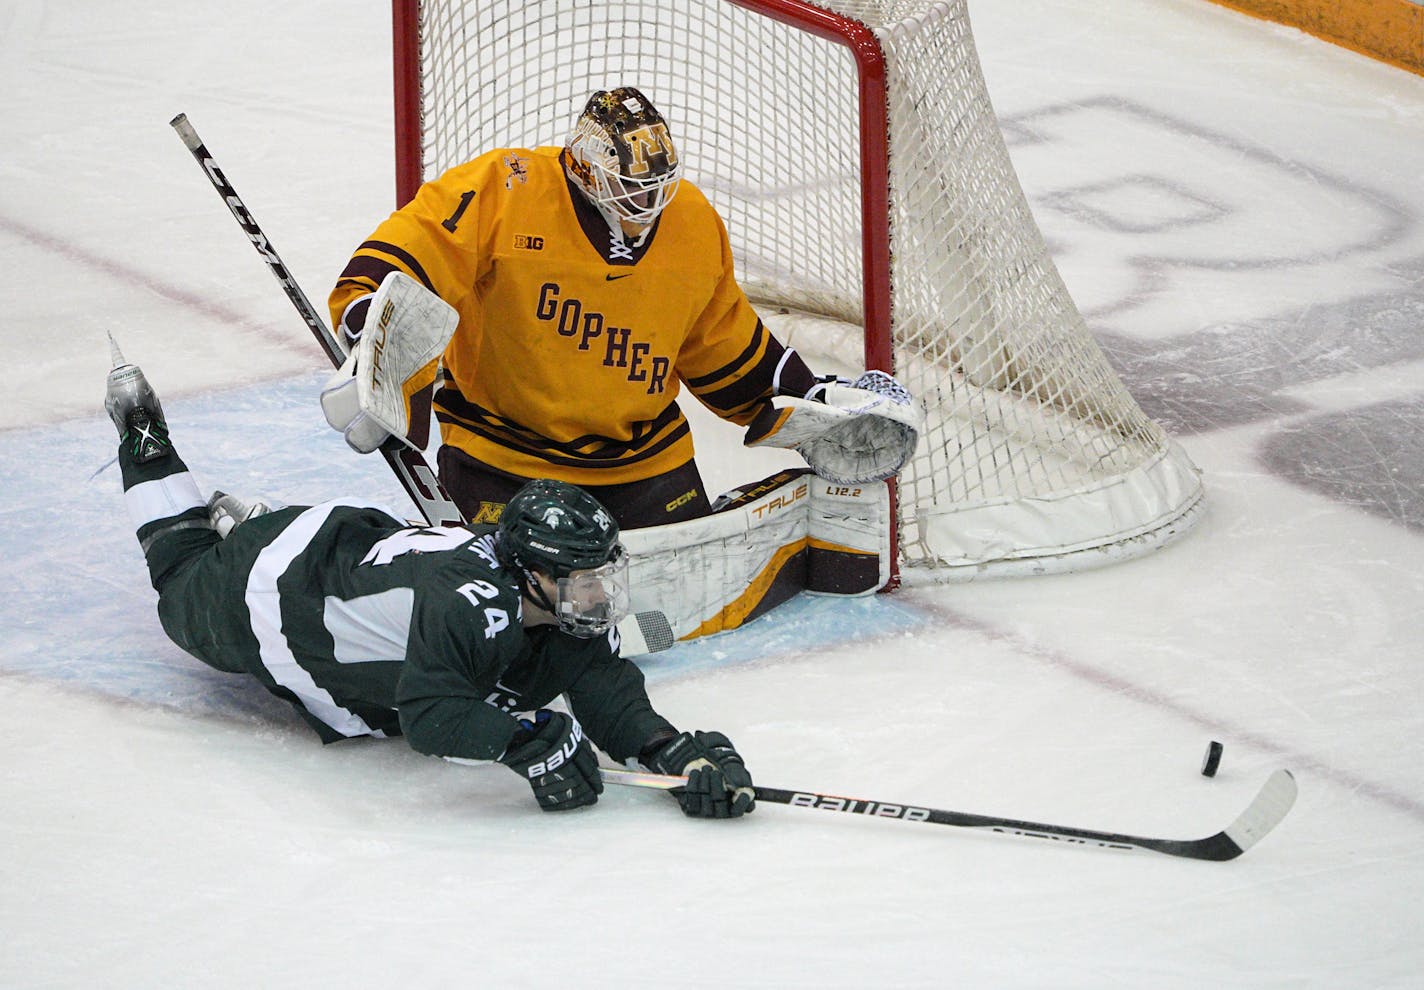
[
  {"xmin": 744, "ymin": 370, "xmax": 923, "ymax": 485},
  {"xmin": 500, "ymin": 710, "xmax": 603, "ymax": 812},
  {"xmin": 645, "ymin": 730, "xmax": 755, "ymax": 819}
]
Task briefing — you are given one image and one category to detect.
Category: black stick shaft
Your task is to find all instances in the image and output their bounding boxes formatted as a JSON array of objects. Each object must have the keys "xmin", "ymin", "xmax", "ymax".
[
  {"xmin": 168, "ymin": 113, "xmax": 465, "ymax": 527},
  {"xmin": 600, "ymin": 768, "xmax": 1296, "ymax": 862},
  {"xmin": 169, "ymin": 114, "xmax": 342, "ymax": 364},
  {"xmin": 752, "ymin": 785, "xmax": 1165, "ymax": 855}
]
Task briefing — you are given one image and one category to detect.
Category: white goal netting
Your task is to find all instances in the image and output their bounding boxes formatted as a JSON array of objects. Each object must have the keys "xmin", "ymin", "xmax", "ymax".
[{"xmin": 399, "ymin": 0, "xmax": 1203, "ymax": 581}]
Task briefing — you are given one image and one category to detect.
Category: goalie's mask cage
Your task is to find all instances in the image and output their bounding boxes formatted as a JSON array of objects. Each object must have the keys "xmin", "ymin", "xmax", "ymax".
[
  {"xmin": 394, "ymin": 0, "xmax": 1204, "ymax": 584},
  {"xmin": 565, "ymin": 86, "xmax": 683, "ymax": 239},
  {"xmin": 496, "ymin": 479, "xmax": 628, "ymax": 637}
]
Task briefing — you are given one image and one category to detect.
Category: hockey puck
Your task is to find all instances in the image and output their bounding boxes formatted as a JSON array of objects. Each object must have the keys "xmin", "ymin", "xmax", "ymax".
[{"xmin": 1201, "ymin": 740, "xmax": 1224, "ymax": 777}]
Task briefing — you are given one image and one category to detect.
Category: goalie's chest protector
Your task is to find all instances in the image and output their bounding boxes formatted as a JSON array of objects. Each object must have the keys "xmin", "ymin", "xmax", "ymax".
[{"xmin": 435, "ymin": 148, "xmax": 737, "ymax": 465}]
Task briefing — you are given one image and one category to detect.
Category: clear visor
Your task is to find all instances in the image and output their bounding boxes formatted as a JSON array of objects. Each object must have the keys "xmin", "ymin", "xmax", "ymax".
[
  {"xmin": 588, "ymin": 160, "xmax": 681, "ymax": 226},
  {"xmin": 553, "ymin": 547, "xmax": 630, "ymax": 638}
]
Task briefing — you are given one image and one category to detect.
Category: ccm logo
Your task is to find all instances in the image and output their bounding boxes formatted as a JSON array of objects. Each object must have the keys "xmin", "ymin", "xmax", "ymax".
[
  {"xmin": 526, "ymin": 718, "xmax": 585, "ymax": 778},
  {"xmin": 789, "ymin": 792, "xmax": 931, "ymax": 821},
  {"xmin": 665, "ymin": 488, "xmax": 698, "ymax": 512},
  {"xmin": 514, "ymin": 234, "xmax": 545, "ymax": 250}
]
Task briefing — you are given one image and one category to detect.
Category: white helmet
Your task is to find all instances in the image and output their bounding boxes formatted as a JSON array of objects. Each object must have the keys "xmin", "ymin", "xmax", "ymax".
[{"xmin": 564, "ymin": 87, "xmax": 681, "ymax": 244}]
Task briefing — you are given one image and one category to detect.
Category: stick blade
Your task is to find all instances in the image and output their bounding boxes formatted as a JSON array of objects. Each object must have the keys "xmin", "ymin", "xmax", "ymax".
[
  {"xmin": 1175, "ymin": 768, "xmax": 1298, "ymax": 861},
  {"xmin": 1221, "ymin": 768, "xmax": 1298, "ymax": 857}
]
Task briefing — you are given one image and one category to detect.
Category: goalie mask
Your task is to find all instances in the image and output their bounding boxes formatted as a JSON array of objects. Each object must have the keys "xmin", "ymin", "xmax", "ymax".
[
  {"xmin": 564, "ymin": 87, "xmax": 681, "ymax": 244},
  {"xmin": 496, "ymin": 479, "xmax": 629, "ymax": 638}
]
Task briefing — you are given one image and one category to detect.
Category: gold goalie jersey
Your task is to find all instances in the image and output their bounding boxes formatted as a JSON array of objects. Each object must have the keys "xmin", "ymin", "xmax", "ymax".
[{"xmin": 329, "ymin": 146, "xmax": 806, "ymax": 487}]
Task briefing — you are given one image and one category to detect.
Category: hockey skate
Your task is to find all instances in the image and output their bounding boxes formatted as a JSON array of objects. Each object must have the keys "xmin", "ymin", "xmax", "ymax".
[
  {"xmin": 207, "ymin": 490, "xmax": 273, "ymax": 538},
  {"xmin": 105, "ymin": 333, "xmax": 170, "ymax": 463}
]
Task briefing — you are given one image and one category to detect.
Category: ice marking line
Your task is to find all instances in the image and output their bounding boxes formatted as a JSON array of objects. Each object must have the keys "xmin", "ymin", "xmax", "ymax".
[
  {"xmin": 904, "ymin": 591, "xmax": 1424, "ymax": 826},
  {"xmin": 1011, "ymin": 97, "xmax": 1412, "ymax": 268},
  {"xmin": 0, "ymin": 213, "xmax": 312, "ymax": 358},
  {"xmin": 1003, "ymin": 97, "xmax": 1414, "ymax": 328}
]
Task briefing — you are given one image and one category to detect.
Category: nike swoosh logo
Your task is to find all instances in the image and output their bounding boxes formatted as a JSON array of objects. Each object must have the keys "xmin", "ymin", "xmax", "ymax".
[{"xmin": 605, "ymin": 272, "xmax": 634, "ymax": 281}]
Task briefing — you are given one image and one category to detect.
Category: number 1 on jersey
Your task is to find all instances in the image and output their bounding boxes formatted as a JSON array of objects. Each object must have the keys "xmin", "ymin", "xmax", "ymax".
[{"xmin": 442, "ymin": 189, "xmax": 476, "ymax": 233}]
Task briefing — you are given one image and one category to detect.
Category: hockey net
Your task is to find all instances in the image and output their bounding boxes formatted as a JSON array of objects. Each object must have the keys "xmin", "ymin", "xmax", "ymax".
[{"xmin": 392, "ymin": 0, "xmax": 1203, "ymax": 583}]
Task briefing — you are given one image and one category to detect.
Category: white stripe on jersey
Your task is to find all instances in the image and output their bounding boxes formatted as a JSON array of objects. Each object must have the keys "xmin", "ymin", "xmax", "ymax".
[
  {"xmin": 325, "ymin": 587, "xmax": 415, "ymax": 665},
  {"xmin": 245, "ymin": 499, "xmax": 396, "ymax": 739},
  {"xmin": 124, "ymin": 472, "xmax": 205, "ymax": 530}
]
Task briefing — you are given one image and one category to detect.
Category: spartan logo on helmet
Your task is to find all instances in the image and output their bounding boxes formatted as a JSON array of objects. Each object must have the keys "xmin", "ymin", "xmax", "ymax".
[{"xmin": 564, "ymin": 87, "xmax": 682, "ymax": 245}]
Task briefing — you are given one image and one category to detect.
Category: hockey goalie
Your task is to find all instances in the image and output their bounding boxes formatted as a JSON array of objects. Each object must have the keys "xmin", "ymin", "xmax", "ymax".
[{"xmin": 321, "ymin": 87, "xmax": 924, "ymax": 638}]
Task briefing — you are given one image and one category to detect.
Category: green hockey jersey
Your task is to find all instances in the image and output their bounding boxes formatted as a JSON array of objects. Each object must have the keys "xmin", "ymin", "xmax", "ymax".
[{"xmin": 156, "ymin": 498, "xmax": 672, "ymax": 762}]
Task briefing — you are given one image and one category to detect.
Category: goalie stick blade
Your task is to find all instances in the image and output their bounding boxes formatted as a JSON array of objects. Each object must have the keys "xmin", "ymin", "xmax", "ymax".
[{"xmin": 599, "ymin": 767, "xmax": 1298, "ymax": 862}]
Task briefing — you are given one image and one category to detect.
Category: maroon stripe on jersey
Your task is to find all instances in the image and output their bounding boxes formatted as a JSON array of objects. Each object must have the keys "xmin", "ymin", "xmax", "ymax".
[
  {"xmin": 434, "ymin": 370, "xmax": 686, "ymax": 454},
  {"xmin": 434, "ymin": 386, "xmax": 689, "ymax": 468},
  {"xmin": 436, "ymin": 409, "xmax": 692, "ymax": 470},
  {"xmin": 436, "ymin": 382, "xmax": 685, "ymax": 455},
  {"xmin": 683, "ymin": 319, "xmax": 767, "ymax": 390},
  {"xmin": 337, "ymin": 254, "xmax": 401, "ymax": 287},
  {"xmin": 356, "ymin": 240, "xmax": 436, "ymax": 292},
  {"xmin": 685, "ymin": 322, "xmax": 787, "ymax": 414},
  {"xmin": 335, "ymin": 277, "xmax": 380, "ymax": 295}
]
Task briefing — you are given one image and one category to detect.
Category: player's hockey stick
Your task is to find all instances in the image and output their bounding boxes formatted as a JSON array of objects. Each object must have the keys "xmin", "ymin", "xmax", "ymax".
[
  {"xmin": 169, "ymin": 113, "xmax": 465, "ymax": 528},
  {"xmin": 601, "ymin": 767, "xmax": 1297, "ymax": 861},
  {"xmin": 168, "ymin": 113, "xmax": 673, "ymax": 655}
]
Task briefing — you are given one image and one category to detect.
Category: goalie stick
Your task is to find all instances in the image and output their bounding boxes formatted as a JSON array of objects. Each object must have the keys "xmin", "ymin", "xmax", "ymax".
[
  {"xmin": 168, "ymin": 113, "xmax": 673, "ymax": 655},
  {"xmin": 601, "ymin": 767, "xmax": 1298, "ymax": 861},
  {"xmin": 169, "ymin": 113, "xmax": 464, "ymax": 528}
]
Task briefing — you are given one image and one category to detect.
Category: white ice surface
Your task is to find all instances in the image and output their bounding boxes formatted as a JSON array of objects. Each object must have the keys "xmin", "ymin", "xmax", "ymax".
[{"xmin": 3, "ymin": 1, "xmax": 1423, "ymax": 987}]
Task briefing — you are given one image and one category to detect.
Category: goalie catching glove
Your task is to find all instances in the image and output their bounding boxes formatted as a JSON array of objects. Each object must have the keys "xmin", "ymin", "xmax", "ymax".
[
  {"xmin": 745, "ymin": 370, "xmax": 923, "ymax": 486},
  {"xmin": 320, "ymin": 271, "xmax": 459, "ymax": 453},
  {"xmin": 500, "ymin": 709, "xmax": 604, "ymax": 812},
  {"xmin": 643, "ymin": 730, "xmax": 755, "ymax": 819}
]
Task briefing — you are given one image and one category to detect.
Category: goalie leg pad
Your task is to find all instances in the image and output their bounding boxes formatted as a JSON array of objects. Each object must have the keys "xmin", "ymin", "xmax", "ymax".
[
  {"xmin": 806, "ymin": 479, "xmax": 892, "ymax": 595},
  {"xmin": 623, "ymin": 472, "xmax": 811, "ymax": 640},
  {"xmin": 621, "ymin": 471, "xmax": 891, "ymax": 640}
]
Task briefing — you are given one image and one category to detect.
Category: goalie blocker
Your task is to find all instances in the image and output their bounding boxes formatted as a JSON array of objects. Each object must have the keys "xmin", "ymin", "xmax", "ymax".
[{"xmin": 321, "ymin": 271, "xmax": 459, "ymax": 453}]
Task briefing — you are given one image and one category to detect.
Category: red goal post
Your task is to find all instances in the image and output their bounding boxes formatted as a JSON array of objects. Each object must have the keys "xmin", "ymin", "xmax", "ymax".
[
  {"xmin": 394, "ymin": 0, "xmax": 893, "ymax": 373},
  {"xmin": 389, "ymin": 0, "xmax": 1204, "ymax": 584}
]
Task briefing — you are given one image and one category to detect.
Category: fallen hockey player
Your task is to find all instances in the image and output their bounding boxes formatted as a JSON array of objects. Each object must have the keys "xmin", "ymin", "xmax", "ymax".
[{"xmin": 103, "ymin": 337, "xmax": 753, "ymax": 818}]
